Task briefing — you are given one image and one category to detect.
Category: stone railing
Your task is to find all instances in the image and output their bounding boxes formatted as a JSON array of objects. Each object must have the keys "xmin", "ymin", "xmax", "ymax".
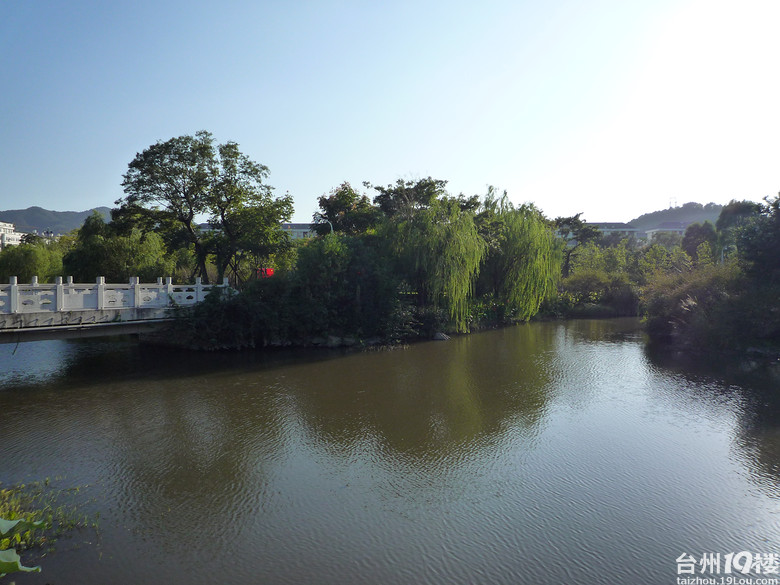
[{"xmin": 0, "ymin": 276, "xmax": 230, "ymax": 315}]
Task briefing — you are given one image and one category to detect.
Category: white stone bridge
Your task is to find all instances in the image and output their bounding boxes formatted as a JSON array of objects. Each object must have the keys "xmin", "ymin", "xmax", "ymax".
[{"xmin": 0, "ymin": 276, "xmax": 230, "ymax": 343}]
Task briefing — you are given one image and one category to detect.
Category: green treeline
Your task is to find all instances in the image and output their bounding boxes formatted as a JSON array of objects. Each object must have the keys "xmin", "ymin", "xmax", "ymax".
[
  {"xmin": 173, "ymin": 181, "xmax": 562, "ymax": 349},
  {"xmin": 1, "ymin": 131, "xmax": 778, "ymax": 354},
  {"xmin": 553, "ymin": 197, "xmax": 780, "ymax": 353},
  {"xmin": 641, "ymin": 197, "xmax": 780, "ymax": 353}
]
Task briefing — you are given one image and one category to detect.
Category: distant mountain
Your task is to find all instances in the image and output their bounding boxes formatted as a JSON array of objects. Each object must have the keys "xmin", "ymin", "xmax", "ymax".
[
  {"xmin": 0, "ymin": 202, "xmax": 728, "ymax": 236},
  {"xmin": 0, "ymin": 206, "xmax": 112, "ymax": 235},
  {"xmin": 628, "ymin": 202, "xmax": 723, "ymax": 231}
]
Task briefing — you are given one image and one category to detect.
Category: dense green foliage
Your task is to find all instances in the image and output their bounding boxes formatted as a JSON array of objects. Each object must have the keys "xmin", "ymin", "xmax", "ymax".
[
  {"xmin": 312, "ymin": 182, "xmax": 379, "ymax": 236},
  {"xmin": 546, "ymin": 195, "xmax": 779, "ymax": 354},
  {"xmin": 477, "ymin": 195, "xmax": 561, "ymax": 321},
  {"xmin": 172, "ymin": 178, "xmax": 563, "ymax": 348},
  {"xmin": 2, "ymin": 130, "xmax": 775, "ymax": 356},
  {"xmin": 384, "ymin": 198, "xmax": 485, "ymax": 331},
  {"xmin": 640, "ymin": 195, "xmax": 780, "ymax": 352},
  {"xmin": 62, "ymin": 212, "xmax": 174, "ymax": 282},
  {"xmin": 0, "ymin": 241, "xmax": 63, "ymax": 283},
  {"xmin": 118, "ymin": 131, "xmax": 293, "ymax": 284}
]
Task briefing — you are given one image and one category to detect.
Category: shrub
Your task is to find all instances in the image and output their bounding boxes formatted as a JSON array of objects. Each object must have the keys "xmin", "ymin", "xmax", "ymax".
[{"xmin": 640, "ymin": 261, "xmax": 747, "ymax": 349}]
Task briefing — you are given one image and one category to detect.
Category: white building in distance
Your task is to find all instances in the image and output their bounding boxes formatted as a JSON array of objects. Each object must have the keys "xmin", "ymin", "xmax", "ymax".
[
  {"xmin": 0, "ymin": 221, "xmax": 24, "ymax": 251},
  {"xmin": 281, "ymin": 223, "xmax": 314, "ymax": 240}
]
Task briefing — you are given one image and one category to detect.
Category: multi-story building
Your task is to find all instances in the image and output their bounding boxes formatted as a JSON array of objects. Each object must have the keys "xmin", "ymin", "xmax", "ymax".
[
  {"xmin": 0, "ymin": 221, "xmax": 23, "ymax": 250},
  {"xmin": 645, "ymin": 221, "xmax": 691, "ymax": 241},
  {"xmin": 590, "ymin": 222, "xmax": 640, "ymax": 239}
]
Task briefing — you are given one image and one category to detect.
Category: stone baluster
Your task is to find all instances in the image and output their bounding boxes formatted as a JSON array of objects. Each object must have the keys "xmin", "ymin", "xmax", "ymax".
[
  {"xmin": 96, "ymin": 276, "xmax": 106, "ymax": 310},
  {"xmin": 131, "ymin": 276, "xmax": 141, "ymax": 308},
  {"xmin": 9, "ymin": 276, "xmax": 18, "ymax": 314},
  {"xmin": 55, "ymin": 276, "xmax": 64, "ymax": 311}
]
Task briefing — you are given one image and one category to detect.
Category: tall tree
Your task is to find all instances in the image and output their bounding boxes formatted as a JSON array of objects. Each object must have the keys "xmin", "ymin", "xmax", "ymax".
[
  {"xmin": 312, "ymin": 182, "xmax": 379, "ymax": 236},
  {"xmin": 477, "ymin": 195, "xmax": 561, "ymax": 320},
  {"xmin": 371, "ymin": 177, "xmax": 447, "ymax": 219},
  {"xmin": 205, "ymin": 141, "xmax": 293, "ymax": 282},
  {"xmin": 681, "ymin": 221, "xmax": 717, "ymax": 262},
  {"xmin": 737, "ymin": 194, "xmax": 780, "ymax": 282},
  {"xmin": 716, "ymin": 199, "xmax": 763, "ymax": 232},
  {"xmin": 120, "ymin": 131, "xmax": 213, "ymax": 280},
  {"xmin": 554, "ymin": 214, "xmax": 601, "ymax": 278},
  {"xmin": 118, "ymin": 131, "xmax": 292, "ymax": 283},
  {"xmin": 385, "ymin": 193, "xmax": 485, "ymax": 331}
]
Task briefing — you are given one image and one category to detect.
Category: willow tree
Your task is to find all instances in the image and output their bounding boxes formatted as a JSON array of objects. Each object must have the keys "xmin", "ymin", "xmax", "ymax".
[
  {"xmin": 387, "ymin": 195, "xmax": 485, "ymax": 331},
  {"xmin": 477, "ymin": 194, "xmax": 561, "ymax": 321}
]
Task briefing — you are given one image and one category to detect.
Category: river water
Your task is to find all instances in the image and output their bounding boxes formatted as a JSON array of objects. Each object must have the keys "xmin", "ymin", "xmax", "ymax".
[{"xmin": 1, "ymin": 318, "xmax": 778, "ymax": 584}]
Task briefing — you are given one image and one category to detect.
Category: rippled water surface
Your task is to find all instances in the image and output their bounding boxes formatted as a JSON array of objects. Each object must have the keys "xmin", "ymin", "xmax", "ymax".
[{"xmin": 1, "ymin": 319, "xmax": 779, "ymax": 584}]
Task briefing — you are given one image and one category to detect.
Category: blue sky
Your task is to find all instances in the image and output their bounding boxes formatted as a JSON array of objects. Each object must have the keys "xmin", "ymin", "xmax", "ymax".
[{"xmin": 2, "ymin": 0, "xmax": 778, "ymax": 223}]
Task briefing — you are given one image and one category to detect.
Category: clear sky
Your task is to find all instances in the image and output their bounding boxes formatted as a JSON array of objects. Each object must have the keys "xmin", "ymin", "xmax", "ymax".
[{"xmin": 2, "ymin": 0, "xmax": 778, "ymax": 223}]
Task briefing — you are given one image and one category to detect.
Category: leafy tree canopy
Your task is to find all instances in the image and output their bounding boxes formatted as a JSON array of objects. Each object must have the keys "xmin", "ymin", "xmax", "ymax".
[
  {"xmin": 312, "ymin": 182, "xmax": 379, "ymax": 236},
  {"xmin": 554, "ymin": 214, "xmax": 601, "ymax": 278},
  {"xmin": 716, "ymin": 199, "xmax": 763, "ymax": 232},
  {"xmin": 118, "ymin": 131, "xmax": 292, "ymax": 283},
  {"xmin": 477, "ymin": 197, "xmax": 560, "ymax": 320},
  {"xmin": 0, "ymin": 241, "xmax": 62, "ymax": 283},
  {"xmin": 370, "ymin": 177, "xmax": 447, "ymax": 219},
  {"xmin": 681, "ymin": 221, "xmax": 717, "ymax": 262},
  {"xmin": 62, "ymin": 212, "xmax": 173, "ymax": 282},
  {"xmin": 736, "ymin": 194, "xmax": 780, "ymax": 281}
]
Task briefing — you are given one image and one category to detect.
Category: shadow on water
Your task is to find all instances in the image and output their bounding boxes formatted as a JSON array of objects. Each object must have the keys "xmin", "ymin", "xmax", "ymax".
[{"xmin": 0, "ymin": 334, "xmax": 355, "ymax": 392}]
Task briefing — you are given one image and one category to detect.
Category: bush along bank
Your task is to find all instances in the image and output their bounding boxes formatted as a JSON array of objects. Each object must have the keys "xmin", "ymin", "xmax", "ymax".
[
  {"xmin": 639, "ymin": 196, "xmax": 780, "ymax": 359},
  {"xmin": 164, "ymin": 275, "xmax": 544, "ymax": 351},
  {"xmin": 163, "ymin": 190, "xmax": 562, "ymax": 351}
]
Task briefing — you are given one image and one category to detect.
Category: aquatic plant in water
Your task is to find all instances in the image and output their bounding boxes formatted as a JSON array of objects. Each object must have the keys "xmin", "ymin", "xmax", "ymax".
[
  {"xmin": 0, "ymin": 479, "xmax": 98, "ymax": 578},
  {"xmin": 0, "ymin": 546, "xmax": 41, "ymax": 577}
]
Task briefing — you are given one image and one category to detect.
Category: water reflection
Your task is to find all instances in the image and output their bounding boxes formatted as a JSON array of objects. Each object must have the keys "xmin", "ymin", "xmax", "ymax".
[
  {"xmin": 288, "ymin": 323, "xmax": 557, "ymax": 462},
  {"xmin": 1, "ymin": 320, "xmax": 779, "ymax": 585},
  {"xmin": 645, "ymin": 346, "xmax": 780, "ymax": 495}
]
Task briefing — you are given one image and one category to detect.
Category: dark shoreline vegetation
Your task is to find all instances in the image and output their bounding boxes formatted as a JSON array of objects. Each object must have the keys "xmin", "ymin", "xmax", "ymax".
[{"xmin": 0, "ymin": 132, "xmax": 778, "ymax": 357}]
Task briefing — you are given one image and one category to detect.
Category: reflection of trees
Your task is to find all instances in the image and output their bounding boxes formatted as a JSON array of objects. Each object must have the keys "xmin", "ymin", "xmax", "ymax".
[
  {"xmin": 286, "ymin": 323, "xmax": 559, "ymax": 468},
  {"xmin": 730, "ymin": 374, "xmax": 780, "ymax": 489},
  {"xmin": 0, "ymin": 340, "xmax": 323, "ymax": 556},
  {"xmin": 1, "ymin": 323, "xmax": 562, "ymax": 557},
  {"xmin": 92, "ymin": 369, "xmax": 291, "ymax": 555},
  {"xmin": 645, "ymin": 348, "xmax": 780, "ymax": 492},
  {"xmin": 564, "ymin": 317, "xmax": 644, "ymax": 343}
]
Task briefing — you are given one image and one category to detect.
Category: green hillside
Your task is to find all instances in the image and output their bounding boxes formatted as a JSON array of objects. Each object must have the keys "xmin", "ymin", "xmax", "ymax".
[
  {"xmin": 628, "ymin": 202, "xmax": 722, "ymax": 231},
  {"xmin": 0, "ymin": 206, "xmax": 111, "ymax": 234}
]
